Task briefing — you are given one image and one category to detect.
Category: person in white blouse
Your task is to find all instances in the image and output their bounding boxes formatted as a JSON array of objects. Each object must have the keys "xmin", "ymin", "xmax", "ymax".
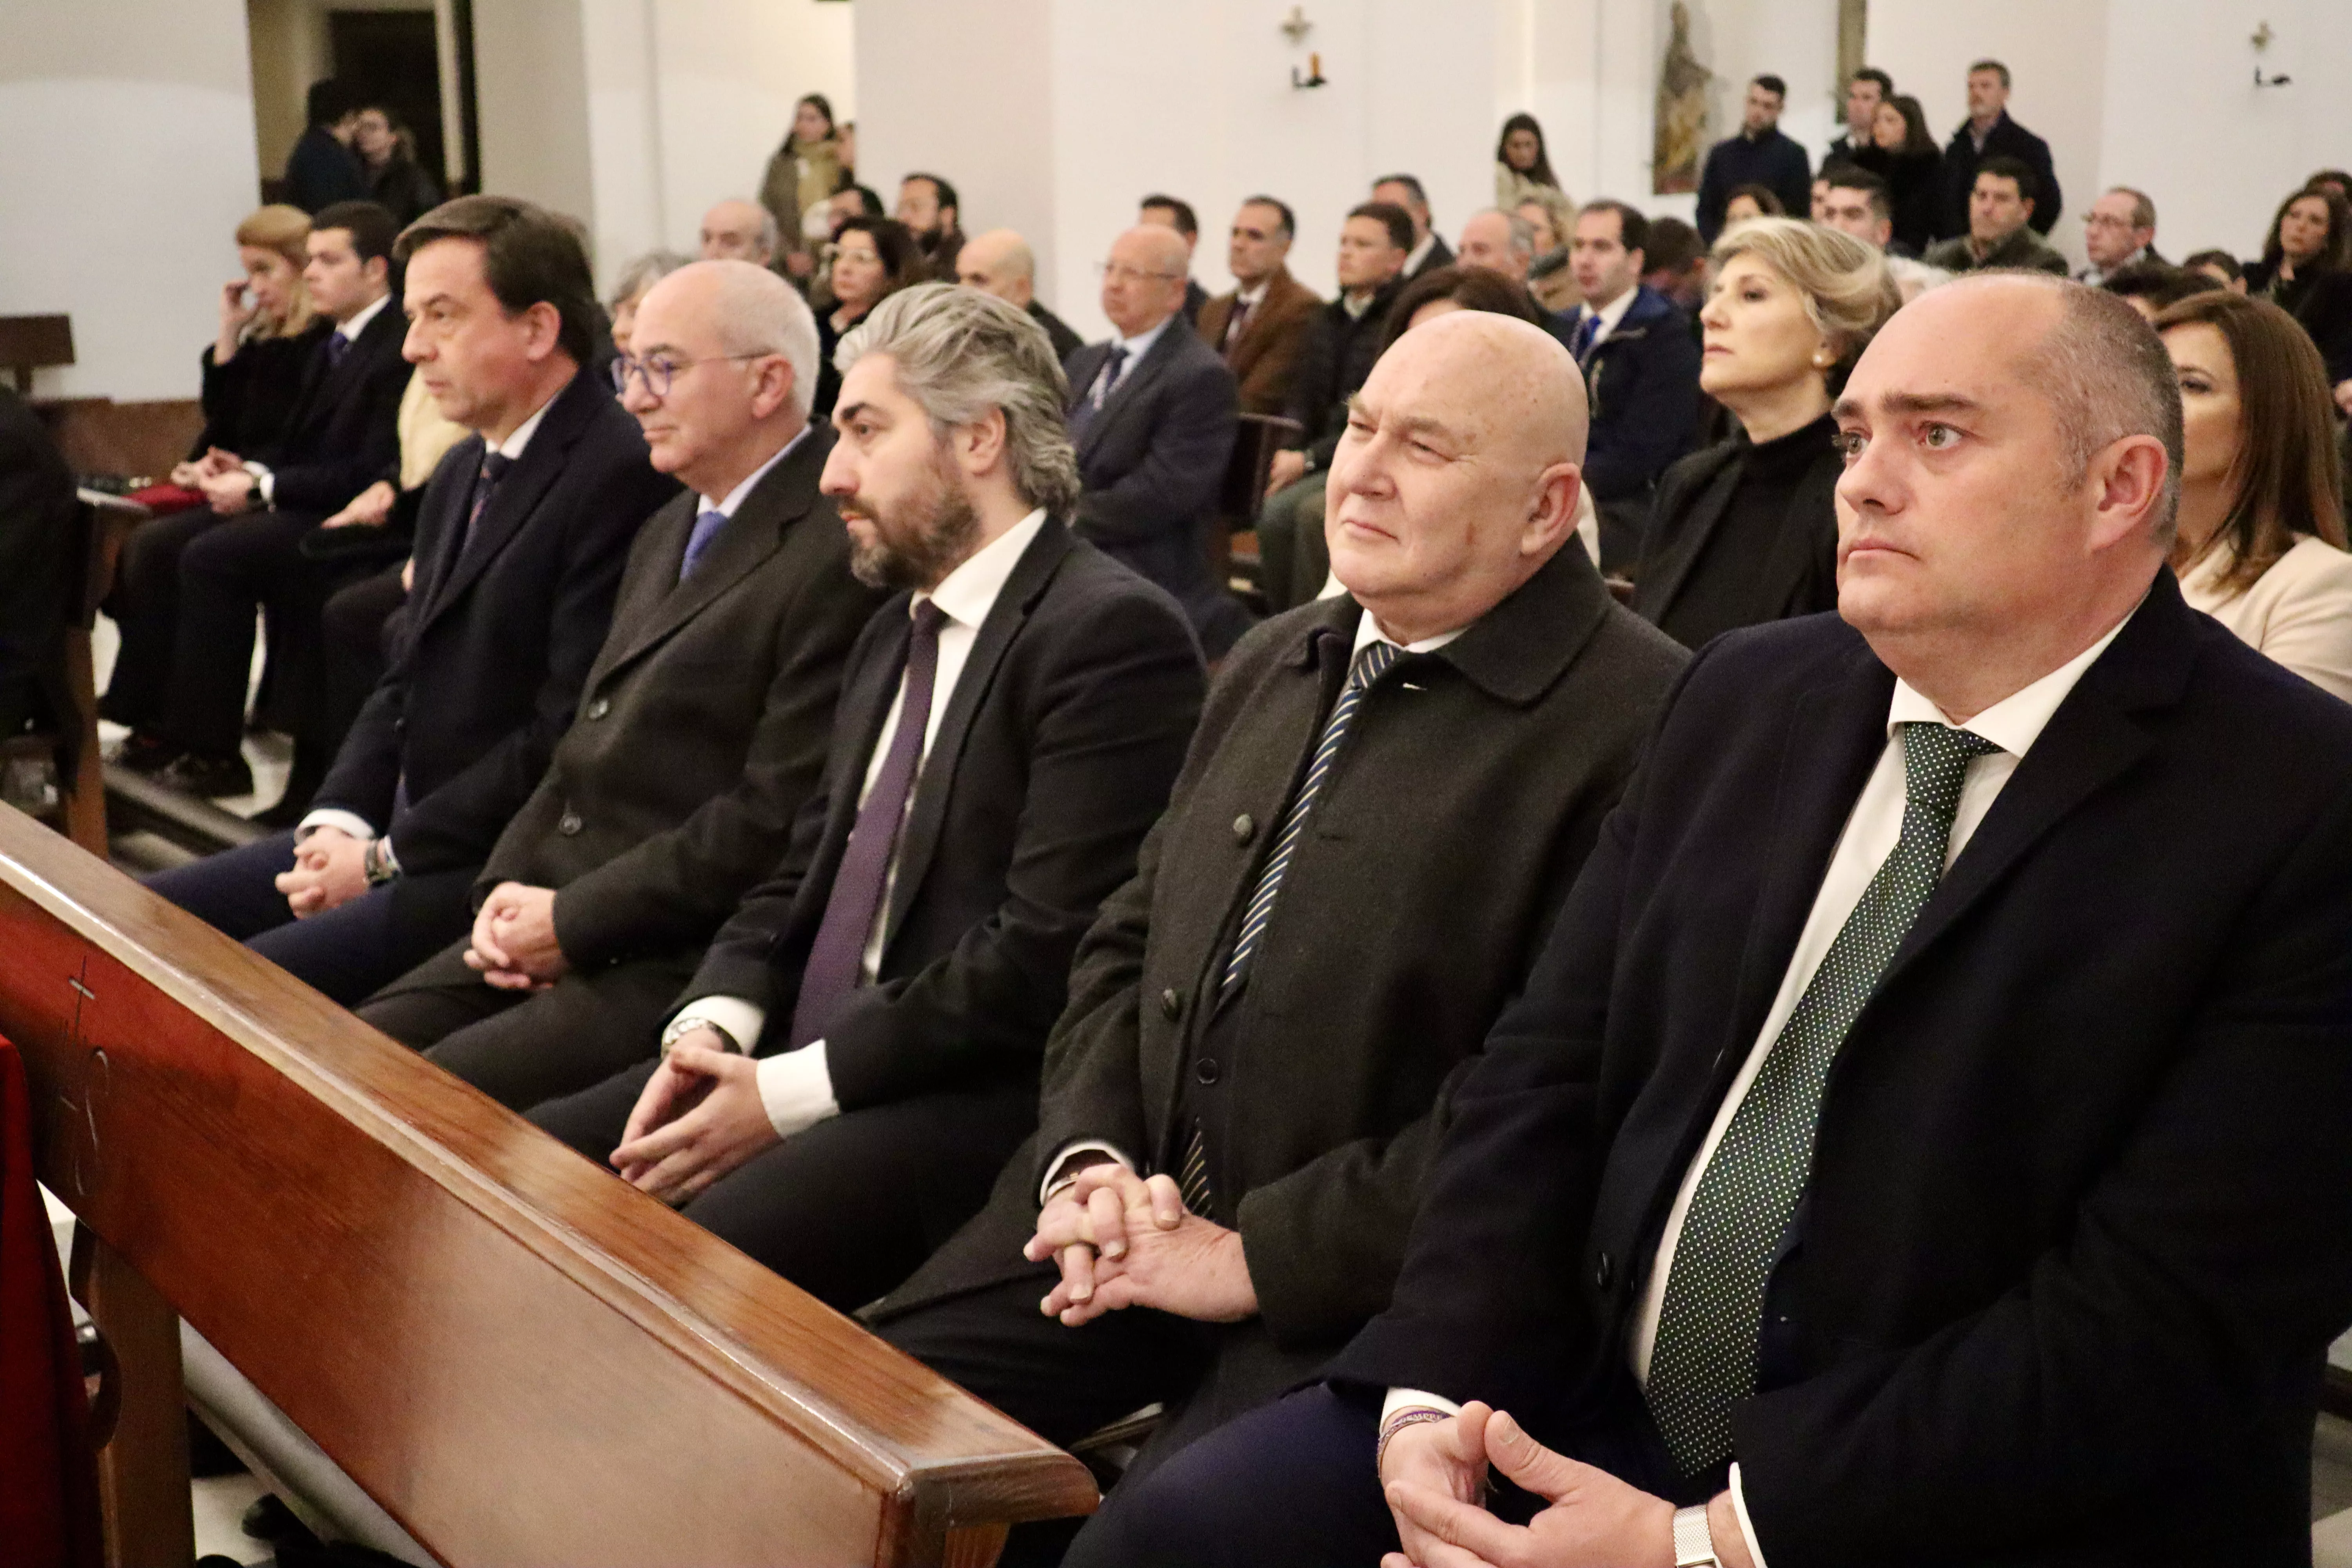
[{"xmin": 2155, "ymin": 288, "xmax": 2352, "ymax": 701}]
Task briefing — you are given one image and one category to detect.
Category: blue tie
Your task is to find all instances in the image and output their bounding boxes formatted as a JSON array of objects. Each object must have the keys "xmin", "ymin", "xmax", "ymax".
[
  {"xmin": 327, "ymin": 331, "xmax": 352, "ymax": 372},
  {"xmin": 1570, "ymin": 311, "xmax": 1600, "ymax": 364},
  {"xmin": 679, "ymin": 507, "xmax": 728, "ymax": 583},
  {"xmin": 1221, "ymin": 637, "xmax": 1400, "ymax": 997}
]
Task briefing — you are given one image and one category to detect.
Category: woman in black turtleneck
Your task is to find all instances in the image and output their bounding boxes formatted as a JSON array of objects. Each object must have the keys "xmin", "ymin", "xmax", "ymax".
[{"xmin": 1631, "ymin": 217, "xmax": 1900, "ymax": 649}]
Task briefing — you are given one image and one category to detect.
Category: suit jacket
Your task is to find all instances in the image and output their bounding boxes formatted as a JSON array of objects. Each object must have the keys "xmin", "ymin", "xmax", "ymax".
[
  {"xmin": 682, "ymin": 517, "xmax": 1205, "ymax": 1112},
  {"xmin": 1583, "ymin": 285, "xmax": 1702, "ymax": 503},
  {"xmin": 1066, "ymin": 322, "xmax": 1239, "ymax": 634},
  {"xmin": 480, "ymin": 426, "xmax": 889, "ymax": 969},
  {"xmin": 1407, "ymin": 234, "xmax": 1456, "ymax": 281},
  {"xmin": 1695, "ymin": 128, "xmax": 1815, "ymax": 243},
  {"xmin": 878, "ymin": 543, "xmax": 1688, "ymax": 1446},
  {"xmin": 1938, "ymin": 111, "xmax": 2063, "ymax": 239},
  {"xmin": 1922, "ymin": 224, "xmax": 2071, "ymax": 278},
  {"xmin": 1630, "ymin": 425, "xmax": 1843, "ymax": 650},
  {"xmin": 1196, "ymin": 267, "xmax": 1325, "ymax": 416},
  {"xmin": 259, "ymin": 299, "xmax": 409, "ymax": 515},
  {"xmin": 1334, "ymin": 572, "xmax": 2352, "ymax": 1564},
  {"xmin": 1280, "ymin": 276, "xmax": 1408, "ymax": 470},
  {"xmin": 314, "ymin": 367, "xmax": 680, "ymax": 878},
  {"xmin": 190, "ymin": 319, "xmax": 330, "ymax": 461},
  {"xmin": 1026, "ymin": 299, "xmax": 1084, "ymax": 365},
  {"xmin": 283, "ymin": 125, "xmax": 369, "ymax": 214}
]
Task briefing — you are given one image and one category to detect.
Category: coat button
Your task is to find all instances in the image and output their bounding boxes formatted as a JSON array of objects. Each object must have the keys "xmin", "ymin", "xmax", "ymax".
[
  {"xmin": 558, "ymin": 810, "xmax": 583, "ymax": 836},
  {"xmin": 586, "ymin": 697, "xmax": 610, "ymax": 720},
  {"xmin": 1194, "ymin": 1058, "xmax": 1220, "ymax": 1085},
  {"xmin": 1593, "ymin": 1251, "xmax": 1614, "ymax": 1291},
  {"xmin": 1159, "ymin": 987, "xmax": 1183, "ymax": 1021},
  {"xmin": 1232, "ymin": 813, "xmax": 1255, "ymax": 845}
]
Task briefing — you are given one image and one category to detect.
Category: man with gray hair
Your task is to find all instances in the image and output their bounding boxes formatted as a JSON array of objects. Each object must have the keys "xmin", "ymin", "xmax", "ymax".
[
  {"xmin": 2078, "ymin": 185, "xmax": 2165, "ymax": 287},
  {"xmin": 357, "ymin": 259, "xmax": 889, "ymax": 1110},
  {"xmin": 699, "ymin": 198, "xmax": 779, "ymax": 268},
  {"xmin": 1457, "ymin": 207, "xmax": 1538, "ymax": 283},
  {"xmin": 954, "ymin": 227, "xmax": 1084, "ymax": 363},
  {"xmin": 524, "ymin": 281, "xmax": 1207, "ymax": 1314},
  {"xmin": 1083, "ymin": 274, "xmax": 2352, "ymax": 1568}
]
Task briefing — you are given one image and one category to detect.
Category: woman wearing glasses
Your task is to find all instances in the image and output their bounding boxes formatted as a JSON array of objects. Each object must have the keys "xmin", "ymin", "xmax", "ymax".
[{"xmin": 815, "ymin": 217, "xmax": 920, "ymax": 417}]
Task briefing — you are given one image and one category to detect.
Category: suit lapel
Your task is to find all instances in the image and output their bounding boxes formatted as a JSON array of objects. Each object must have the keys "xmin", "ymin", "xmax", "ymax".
[
  {"xmin": 591, "ymin": 427, "xmax": 833, "ymax": 684},
  {"xmin": 415, "ymin": 372, "xmax": 591, "ymax": 635},
  {"xmin": 878, "ymin": 518, "xmax": 1075, "ymax": 946},
  {"xmin": 1639, "ymin": 445, "xmax": 1742, "ymax": 617},
  {"xmin": 1077, "ymin": 325, "xmax": 1181, "ymax": 461}
]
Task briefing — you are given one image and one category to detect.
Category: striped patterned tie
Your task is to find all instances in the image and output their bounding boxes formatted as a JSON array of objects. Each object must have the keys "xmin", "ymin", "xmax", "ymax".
[{"xmin": 1221, "ymin": 637, "xmax": 1399, "ymax": 998}]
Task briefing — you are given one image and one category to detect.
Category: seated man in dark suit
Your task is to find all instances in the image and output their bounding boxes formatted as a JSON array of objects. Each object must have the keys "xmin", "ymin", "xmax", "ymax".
[
  {"xmin": 1065, "ymin": 224, "xmax": 1245, "ymax": 654},
  {"xmin": 1568, "ymin": 199, "xmax": 1701, "ymax": 570},
  {"xmin": 523, "ymin": 283, "xmax": 1206, "ymax": 1315},
  {"xmin": 0, "ymin": 385, "xmax": 75, "ymax": 740},
  {"xmin": 146, "ymin": 196, "xmax": 679, "ymax": 1005},
  {"xmin": 869, "ymin": 312, "xmax": 1686, "ymax": 1564},
  {"xmin": 953, "ymin": 229, "xmax": 1083, "ymax": 363},
  {"xmin": 1079, "ymin": 277, "xmax": 2352, "ymax": 1568},
  {"xmin": 355, "ymin": 260, "xmax": 887, "ymax": 1109},
  {"xmin": 1196, "ymin": 197, "xmax": 1322, "ymax": 417},
  {"xmin": 1255, "ymin": 202, "xmax": 1412, "ymax": 610},
  {"xmin": 113, "ymin": 200, "xmax": 410, "ymax": 794}
]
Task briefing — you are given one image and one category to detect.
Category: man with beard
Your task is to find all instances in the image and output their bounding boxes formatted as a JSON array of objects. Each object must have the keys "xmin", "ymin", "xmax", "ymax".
[{"xmin": 525, "ymin": 282, "xmax": 1207, "ymax": 1314}]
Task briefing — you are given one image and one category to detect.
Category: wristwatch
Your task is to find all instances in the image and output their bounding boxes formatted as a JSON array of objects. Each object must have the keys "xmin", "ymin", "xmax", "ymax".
[
  {"xmin": 361, "ymin": 837, "xmax": 398, "ymax": 887},
  {"xmin": 660, "ymin": 1016, "xmax": 739, "ymax": 1057},
  {"xmin": 1672, "ymin": 1503, "xmax": 1719, "ymax": 1568}
]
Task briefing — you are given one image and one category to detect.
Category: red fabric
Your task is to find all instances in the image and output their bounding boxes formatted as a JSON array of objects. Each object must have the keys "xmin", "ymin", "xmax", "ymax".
[
  {"xmin": 0, "ymin": 1038, "xmax": 104, "ymax": 1568},
  {"xmin": 123, "ymin": 483, "xmax": 205, "ymax": 514}
]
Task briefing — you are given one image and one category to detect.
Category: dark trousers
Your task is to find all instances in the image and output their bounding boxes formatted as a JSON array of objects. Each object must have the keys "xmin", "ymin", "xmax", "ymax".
[
  {"xmin": 358, "ymin": 939, "xmax": 697, "ymax": 1111},
  {"xmin": 162, "ymin": 508, "xmax": 324, "ymax": 757},
  {"xmin": 1253, "ymin": 472, "xmax": 1329, "ymax": 612},
  {"xmin": 320, "ymin": 565, "xmax": 406, "ymax": 761},
  {"xmin": 528, "ymin": 1065, "xmax": 1039, "ymax": 1315},
  {"xmin": 143, "ymin": 831, "xmax": 477, "ymax": 1005},
  {"xmin": 100, "ymin": 506, "xmax": 220, "ymax": 730}
]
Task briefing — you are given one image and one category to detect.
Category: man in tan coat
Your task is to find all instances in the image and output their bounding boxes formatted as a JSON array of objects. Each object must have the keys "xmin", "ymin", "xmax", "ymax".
[{"xmin": 1196, "ymin": 197, "xmax": 1323, "ymax": 416}]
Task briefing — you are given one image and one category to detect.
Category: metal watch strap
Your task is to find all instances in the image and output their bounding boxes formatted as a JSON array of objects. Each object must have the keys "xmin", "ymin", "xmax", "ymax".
[
  {"xmin": 1672, "ymin": 1503, "xmax": 1719, "ymax": 1568},
  {"xmin": 362, "ymin": 839, "xmax": 397, "ymax": 886},
  {"xmin": 661, "ymin": 1018, "xmax": 739, "ymax": 1058}
]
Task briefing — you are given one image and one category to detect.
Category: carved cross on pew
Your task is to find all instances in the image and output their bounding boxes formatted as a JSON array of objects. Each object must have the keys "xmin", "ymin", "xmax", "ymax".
[{"xmin": 47, "ymin": 955, "xmax": 109, "ymax": 1201}]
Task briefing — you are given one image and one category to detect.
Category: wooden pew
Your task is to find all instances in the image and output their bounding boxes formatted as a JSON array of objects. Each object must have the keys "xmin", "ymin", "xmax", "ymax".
[{"xmin": 0, "ymin": 806, "xmax": 1096, "ymax": 1566}]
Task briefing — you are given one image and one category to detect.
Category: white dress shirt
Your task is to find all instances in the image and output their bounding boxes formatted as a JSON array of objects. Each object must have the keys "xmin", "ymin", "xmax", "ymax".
[
  {"xmin": 702, "ymin": 426, "xmax": 806, "ymax": 519},
  {"xmin": 250, "ymin": 290, "xmax": 394, "ymax": 503},
  {"xmin": 1084, "ymin": 314, "xmax": 1174, "ymax": 408},
  {"xmin": 670, "ymin": 508, "xmax": 1051, "ymax": 1139},
  {"xmin": 296, "ymin": 389, "xmax": 561, "ymax": 853},
  {"xmin": 1403, "ymin": 232, "xmax": 1439, "ymax": 278},
  {"xmin": 1038, "ymin": 607, "xmax": 1464, "ymax": 1202},
  {"xmin": 1389, "ymin": 602, "xmax": 2141, "ymax": 1566},
  {"xmin": 1574, "ymin": 283, "xmax": 1640, "ymax": 353}
]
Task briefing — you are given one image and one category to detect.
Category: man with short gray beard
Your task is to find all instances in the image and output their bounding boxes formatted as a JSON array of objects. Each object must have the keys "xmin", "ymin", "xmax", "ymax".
[{"xmin": 526, "ymin": 283, "xmax": 1207, "ymax": 1314}]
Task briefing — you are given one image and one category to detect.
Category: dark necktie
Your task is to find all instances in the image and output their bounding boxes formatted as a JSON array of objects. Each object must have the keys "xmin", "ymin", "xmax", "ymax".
[
  {"xmin": 1643, "ymin": 721, "xmax": 2000, "ymax": 1475},
  {"xmin": 1222, "ymin": 297, "xmax": 1253, "ymax": 352},
  {"xmin": 679, "ymin": 507, "xmax": 728, "ymax": 584},
  {"xmin": 1067, "ymin": 345, "xmax": 1131, "ymax": 441},
  {"xmin": 327, "ymin": 331, "xmax": 352, "ymax": 372},
  {"xmin": 1570, "ymin": 311, "xmax": 1601, "ymax": 364},
  {"xmin": 1176, "ymin": 636, "xmax": 1401, "ymax": 1216},
  {"xmin": 451, "ymin": 451, "xmax": 512, "ymax": 566},
  {"xmin": 788, "ymin": 601, "xmax": 950, "ymax": 1048}
]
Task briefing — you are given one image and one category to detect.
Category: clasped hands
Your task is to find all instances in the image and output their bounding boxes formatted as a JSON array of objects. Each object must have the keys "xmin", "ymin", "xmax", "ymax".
[
  {"xmin": 273, "ymin": 827, "xmax": 370, "ymax": 918},
  {"xmin": 464, "ymin": 881, "xmax": 569, "ymax": 990},
  {"xmin": 1378, "ymin": 1403, "xmax": 1751, "ymax": 1568},
  {"xmin": 608, "ymin": 1027, "xmax": 775, "ymax": 1205},
  {"xmin": 1022, "ymin": 1162, "xmax": 1258, "ymax": 1327}
]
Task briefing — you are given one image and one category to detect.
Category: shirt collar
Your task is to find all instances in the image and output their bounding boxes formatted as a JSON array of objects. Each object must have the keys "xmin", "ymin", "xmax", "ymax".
[
  {"xmin": 1405, "ymin": 233, "xmax": 1437, "ymax": 274},
  {"xmin": 336, "ymin": 290, "xmax": 392, "ymax": 344},
  {"xmin": 1885, "ymin": 596, "xmax": 2144, "ymax": 757},
  {"xmin": 488, "ymin": 386, "xmax": 559, "ymax": 461},
  {"xmin": 920, "ymin": 508, "xmax": 1047, "ymax": 631},
  {"xmin": 1581, "ymin": 285, "xmax": 1640, "ymax": 338},
  {"xmin": 1351, "ymin": 606, "xmax": 1467, "ymax": 658},
  {"xmin": 1235, "ymin": 278, "xmax": 1270, "ymax": 307},
  {"xmin": 1115, "ymin": 313, "xmax": 1174, "ymax": 361},
  {"xmin": 702, "ymin": 423, "xmax": 809, "ymax": 517}
]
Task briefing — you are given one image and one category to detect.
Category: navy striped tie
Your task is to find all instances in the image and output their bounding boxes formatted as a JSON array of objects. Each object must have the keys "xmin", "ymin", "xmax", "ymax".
[{"xmin": 1221, "ymin": 637, "xmax": 1399, "ymax": 998}]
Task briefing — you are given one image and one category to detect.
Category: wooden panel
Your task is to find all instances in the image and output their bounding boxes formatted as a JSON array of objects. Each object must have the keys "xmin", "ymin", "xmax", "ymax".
[
  {"xmin": 0, "ymin": 314, "xmax": 74, "ymax": 370},
  {"xmin": 0, "ymin": 808, "xmax": 1094, "ymax": 1566},
  {"xmin": 37, "ymin": 399, "xmax": 205, "ymax": 481}
]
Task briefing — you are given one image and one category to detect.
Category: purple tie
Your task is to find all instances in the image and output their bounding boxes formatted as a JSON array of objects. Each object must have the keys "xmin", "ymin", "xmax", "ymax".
[
  {"xmin": 679, "ymin": 507, "xmax": 728, "ymax": 583},
  {"xmin": 788, "ymin": 600, "xmax": 949, "ymax": 1047}
]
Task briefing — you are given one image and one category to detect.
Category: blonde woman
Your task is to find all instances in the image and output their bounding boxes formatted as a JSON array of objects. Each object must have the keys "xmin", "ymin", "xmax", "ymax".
[
  {"xmin": 1631, "ymin": 217, "xmax": 1898, "ymax": 648},
  {"xmin": 2154, "ymin": 290, "xmax": 2352, "ymax": 699},
  {"xmin": 171, "ymin": 205, "xmax": 326, "ymax": 490}
]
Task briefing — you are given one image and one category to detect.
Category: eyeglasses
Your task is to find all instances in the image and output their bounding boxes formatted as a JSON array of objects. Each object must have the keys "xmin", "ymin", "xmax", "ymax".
[
  {"xmin": 2083, "ymin": 214, "xmax": 2137, "ymax": 231},
  {"xmin": 608, "ymin": 351, "xmax": 771, "ymax": 398},
  {"xmin": 1094, "ymin": 262, "xmax": 1185, "ymax": 284}
]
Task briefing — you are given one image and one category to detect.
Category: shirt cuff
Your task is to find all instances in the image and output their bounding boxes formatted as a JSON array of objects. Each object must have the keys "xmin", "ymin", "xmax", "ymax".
[
  {"xmin": 244, "ymin": 461, "xmax": 274, "ymax": 503},
  {"xmin": 1728, "ymin": 1463, "xmax": 1768, "ymax": 1568},
  {"xmin": 1039, "ymin": 1140, "xmax": 1134, "ymax": 1205},
  {"xmin": 1379, "ymin": 1387, "xmax": 1463, "ymax": 1426},
  {"xmin": 296, "ymin": 809, "xmax": 377, "ymax": 842},
  {"xmin": 668, "ymin": 996, "xmax": 768, "ymax": 1055},
  {"xmin": 753, "ymin": 1042, "xmax": 839, "ymax": 1140}
]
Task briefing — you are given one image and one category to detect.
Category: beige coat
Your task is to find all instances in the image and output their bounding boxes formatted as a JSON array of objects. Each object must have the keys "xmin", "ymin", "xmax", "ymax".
[{"xmin": 2179, "ymin": 533, "xmax": 2352, "ymax": 702}]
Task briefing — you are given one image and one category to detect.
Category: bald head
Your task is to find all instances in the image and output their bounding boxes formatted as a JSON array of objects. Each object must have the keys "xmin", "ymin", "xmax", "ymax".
[
  {"xmin": 956, "ymin": 229, "xmax": 1037, "ymax": 307},
  {"xmin": 1327, "ymin": 311, "xmax": 1588, "ymax": 641},
  {"xmin": 1100, "ymin": 224, "xmax": 1191, "ymax": 337},
  {"xmin": 624, "ymin": 260, "xmax": 819, "ymax": 492},
  {"xmin": 700, "ymin": 199, "xmax": 777, "ymax": 265}
]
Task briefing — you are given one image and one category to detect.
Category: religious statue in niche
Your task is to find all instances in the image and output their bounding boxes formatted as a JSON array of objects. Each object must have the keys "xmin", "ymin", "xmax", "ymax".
[{"xmin": 1653, "ymin": 0, "xmax": 1711, "ymax": 195}]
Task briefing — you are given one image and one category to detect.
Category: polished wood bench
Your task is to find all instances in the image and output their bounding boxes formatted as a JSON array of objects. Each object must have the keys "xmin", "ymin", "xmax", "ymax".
[{"xmin": 0, "ymin": 806, "xmax": 1095, "ymax": 1566}]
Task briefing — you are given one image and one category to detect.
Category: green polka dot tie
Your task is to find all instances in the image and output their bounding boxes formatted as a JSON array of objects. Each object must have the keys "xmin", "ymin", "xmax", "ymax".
[{"xmin": 1644, "ymin": 720, "xmax": 2000, "ymax": 1475}]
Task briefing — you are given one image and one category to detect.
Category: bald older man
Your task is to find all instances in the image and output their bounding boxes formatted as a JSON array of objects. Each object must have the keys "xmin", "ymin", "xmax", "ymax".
[
  {"xmin": 869, "ymin": 313, "xmax": 1687, "ymax": 1556},
  {"xmin": 954, "ymin": 228, "xmax": 1084, "ymax": 362},
  {"xmin": 1064, "ymin": 223, "xmax": 1249, "ymax": 653},
  {"xmin": 1458, "ymin": 207, "xmax": 1536, "ymax": 283},
  {"xmin": 698, "ymin": 199, "xmax": 777, "ymax": 268},
  {"xmin": 357, "ymin": 261, "xmax": 887, "ymax": 1109},
  {"xmin": 1087, "ymin": 274, "xmax": 2352, "ymax": 1568}
]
